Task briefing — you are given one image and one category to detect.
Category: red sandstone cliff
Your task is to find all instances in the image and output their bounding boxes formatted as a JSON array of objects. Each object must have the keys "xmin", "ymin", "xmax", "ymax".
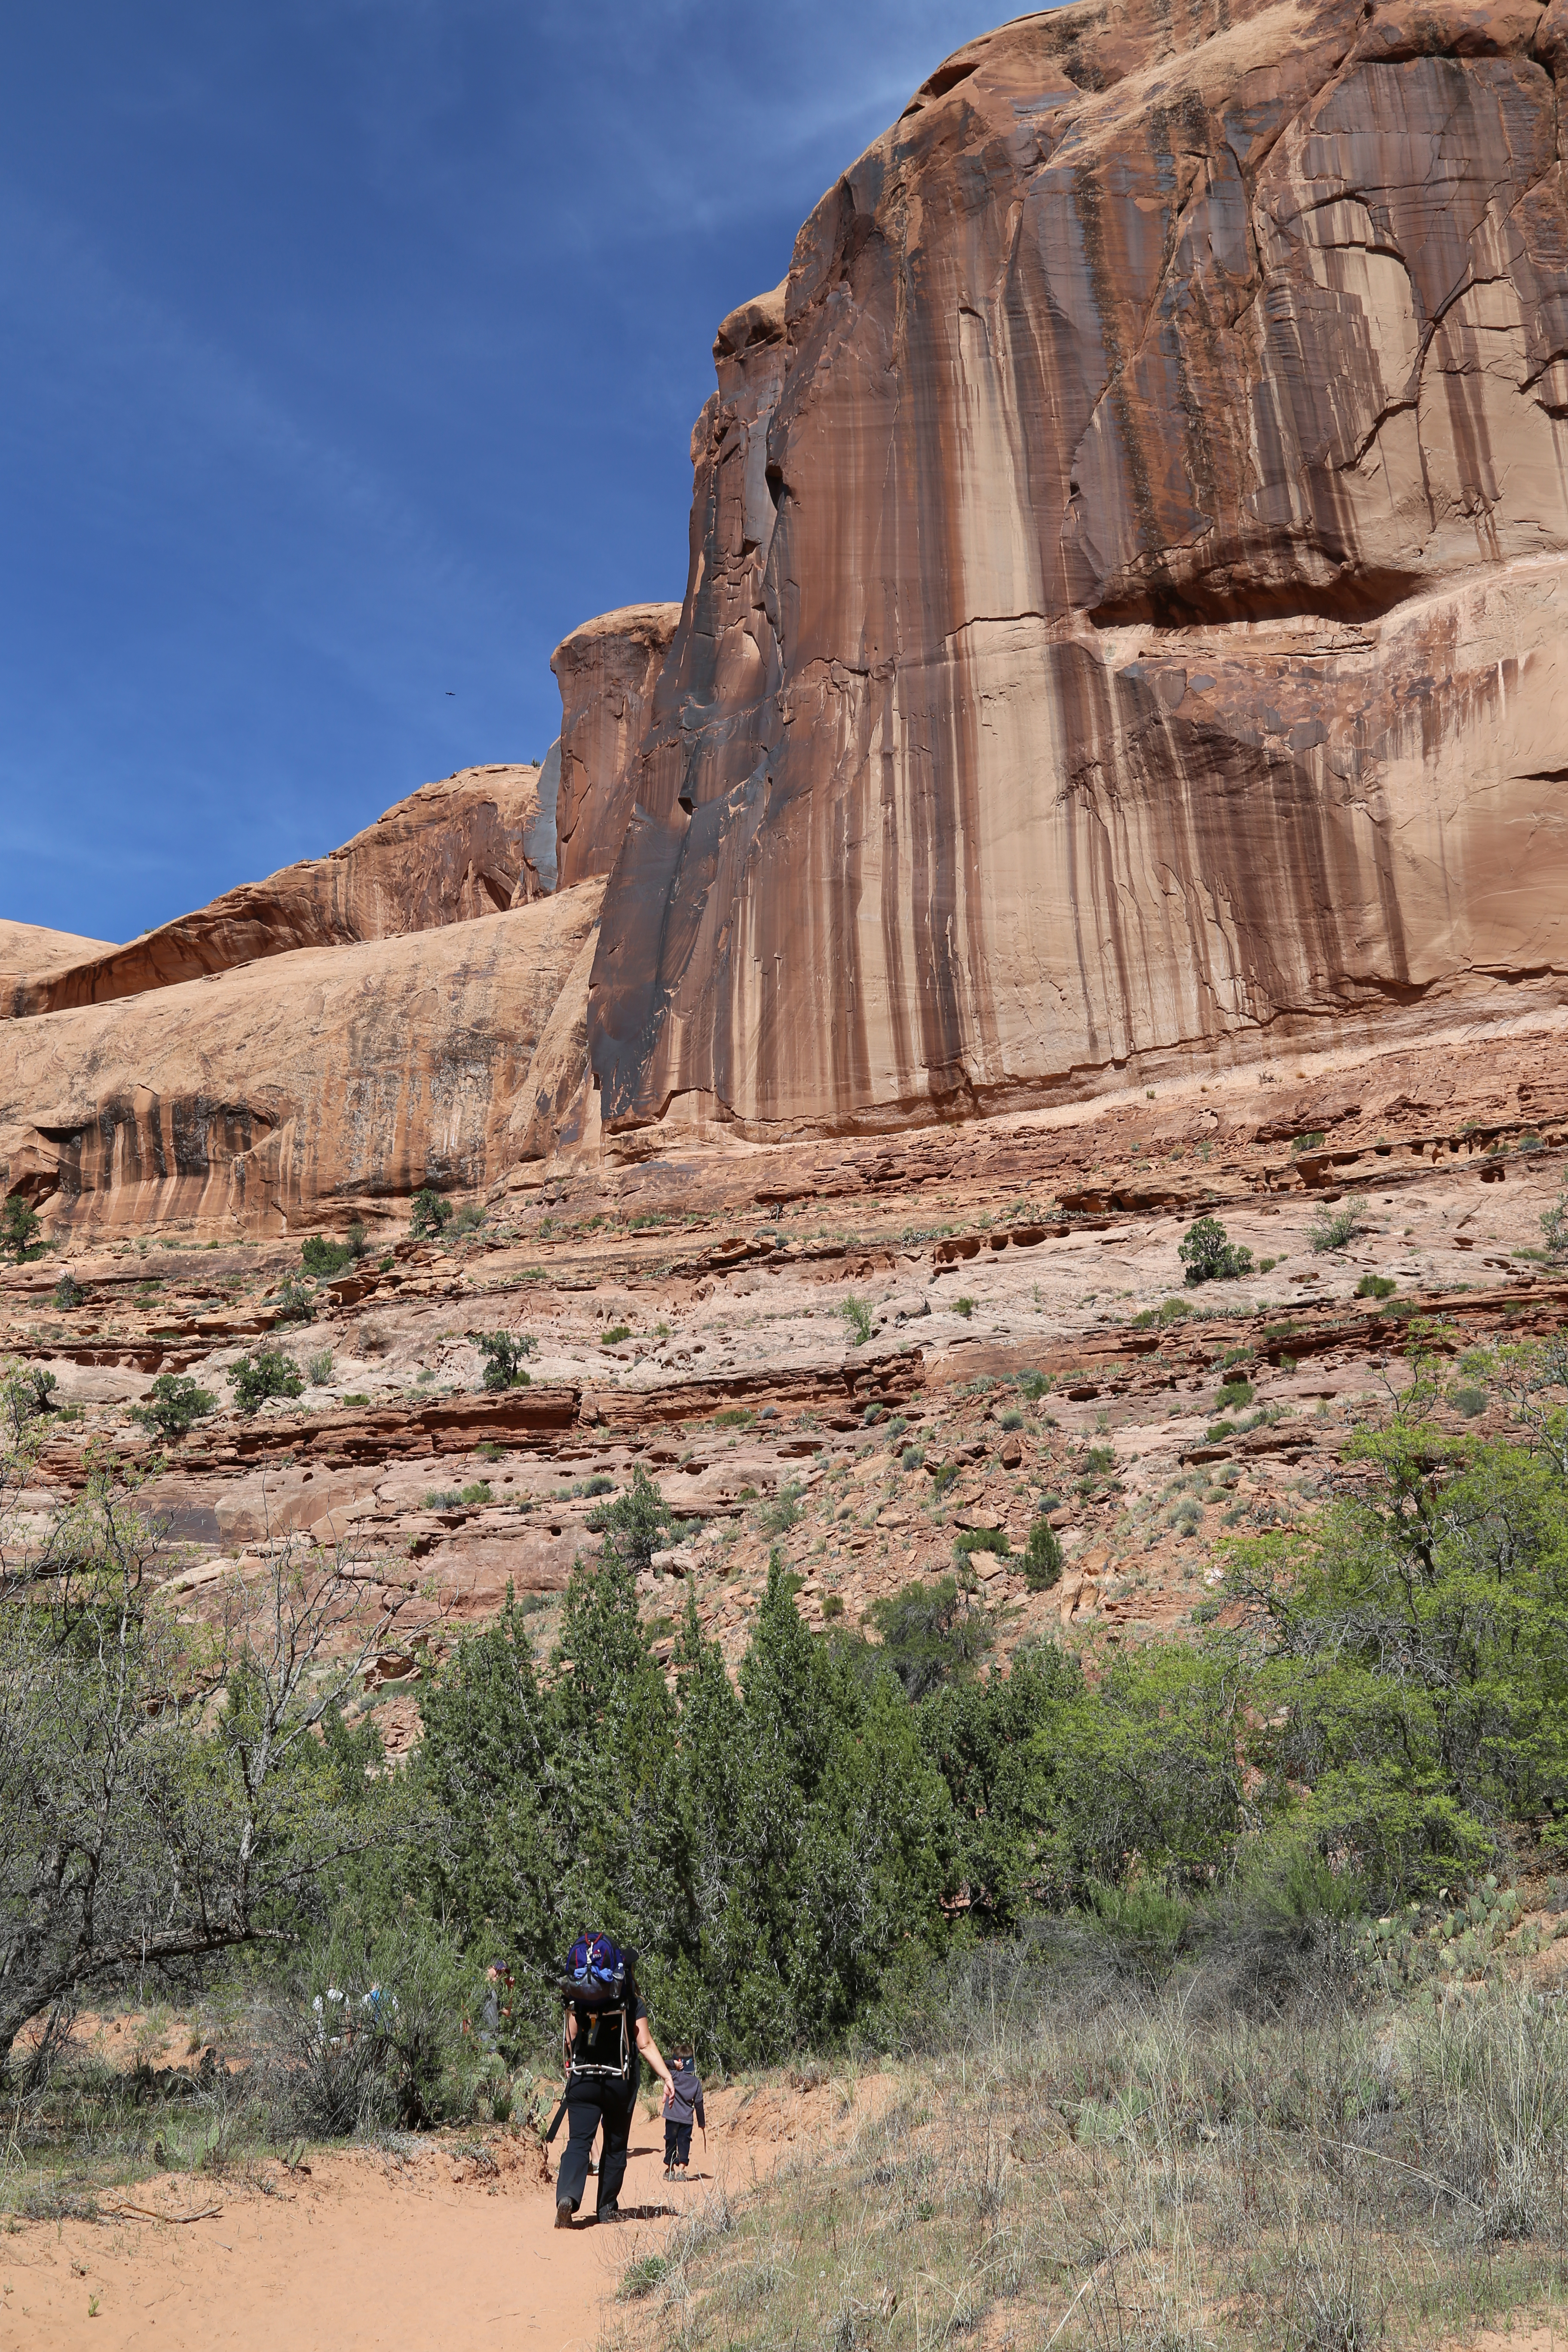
[
  {"xmin": 551, "ymin": 606, "xmax": 682, "ymax": 890},
  {"xmin": 1, "ymin": 764, "xmax": 554, "ymax": 1020},
  {"xmin": 587, "ymin": 0, "xmax": 1568, "ymax": 1138}
]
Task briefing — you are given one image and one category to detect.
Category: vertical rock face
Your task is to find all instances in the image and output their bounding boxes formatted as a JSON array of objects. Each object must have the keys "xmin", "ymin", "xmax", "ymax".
[
  {"xmin": 2, "ymin": 764, "xmax": 554, "ymax": 1020},
  {"xmin": 551, "ymin": 606, "xmax": 682, "ymax": 890},
  {"xmin": 589, "ymin": 0, "xmax": 1568, "ymax": 1136}
]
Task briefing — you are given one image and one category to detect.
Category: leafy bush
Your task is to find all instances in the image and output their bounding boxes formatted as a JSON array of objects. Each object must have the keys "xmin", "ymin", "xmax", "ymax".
[
  {"xmin": 1308, "ymin": 1203, "xmax": 1368, "ymax": 1253},
  {"xmin": 953, "ymin": 1295, "xmax": 975, "ymax": 1319},
  {"xmin": 601, "ymin": 1324, "xmax": 632, "ymax": 1348},
  {"xmin": 53, "ymin": 1272, "xmax": 84, "ymax": 1311},
  {"xmin": 1082, "ymin": 1445, "xmax": 1117, "ymax": 1474},
  {"xmin": 307, "ymin": 1350, "xmax": 334, "ymax": 1386},
  {"xmin": 902, "ymin": 1445, "xmax": 925, "ymax": 1472},
  {"xmin": 272, "ymin": 1274, "xmax": 316, "ymax": 1326},
  {"xmin": 1356, "ymin": 1273, "xmax": 1397, "ymax": 1300},
  {"xmin": 999, "ymin": 1409, "xmax": 1024, "ymax": 1432},
  {"xmin": 1, "ymin": 1195, "xmax": 41, "ymax": 1262},
  {"xmin": 954, "ymin": 1526, "xmax": 1009, "ymax": 1558},
  {"xmin": 841, "ymin": 1295, "xmax": 873, "ymax": 1346},
  {"xmin": 1178, "ymin": 1217, "xmax": 1253, "ymax": 1285},
  {"xmin": 300, "ymin": 1235, "xmax": 355, "ymax": 1278},
  {"xmin": 869, "ymin": 1576, "xmax": 995, "ymax": 1700},
  {"xmin": 477, "ymin": 1332, "xmax": 535, "ymax": 1390},
  {"xmin": 425, "ymin": 1489, "xmax": 464, "ymax": 1510},
  {"xmin": 130, "ymin": 1373, "xmax": 216, "ymax": 1439},
  {"xmin": 459, "ymin": 1482, "xmax": 493, "ymax": 1506},
  {"xmin": 1023, "ymin": 1515, "xmax": 1063, "ymax": 1590},
  {"xmin": 1452, "ymin": 1385, "xmax": 1488, "ymax": 1418},
  {"xmin": 410, "ymin": 1189, "xmax": 453, "ymax": 1241},
  {"xmin": 588, "ymin": 1464, "xmax": 670, "ymax": 1572},
  {"xmin": 1132, "ymin": 1297, "xmax": 1190, "ymax": 1329},
  {"xmin": 1215, "ymin": 1379, "xmax": 1254, "ymax": 1411},
  {"xmin": 760, "ymin": 1482, "xmax": 803, "ymax": 1536},
  {"xmin": 1542, "ymin": 1183, "xmax": 1568, "ymax": 1260},
  {"xmin": 228, "ymin": 1348, "xmax": 304, "ymax": 1412},
  {"xmin": 451, "ymin": 1204, "xmax": 486, "ymax": 1236},
  {"xmin": 1290, "ymin": 1130, "xmax": 1326, "ymax": 1154}
]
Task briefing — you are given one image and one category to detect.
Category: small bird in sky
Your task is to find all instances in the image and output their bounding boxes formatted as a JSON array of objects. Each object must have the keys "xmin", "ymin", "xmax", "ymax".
[{"xmin": 445, "ymin": 690, "xmax": 455, "ymax": 696}]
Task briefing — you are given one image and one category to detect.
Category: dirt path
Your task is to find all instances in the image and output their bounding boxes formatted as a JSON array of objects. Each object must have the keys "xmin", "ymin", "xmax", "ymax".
[{"xmin": 3, "ymin": 2082, "xmax": 835, "ymax": 2351}]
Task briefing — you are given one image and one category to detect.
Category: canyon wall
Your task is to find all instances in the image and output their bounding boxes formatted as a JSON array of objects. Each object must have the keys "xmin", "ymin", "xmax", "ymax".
[
  {"xmin": 588, "ymin": 0, "xmax": 1568, "ymax": 1138},
  {"xmin": 551, "ymin": 606, "xmax": 683, "ymax": 890},
  {"xmin": 0, "ymin": 882, "xmax": 604, "ymax": 1228},
  {"xmin": 1, "ymin": 764, "xmax": 554, "ymax": 1020}
]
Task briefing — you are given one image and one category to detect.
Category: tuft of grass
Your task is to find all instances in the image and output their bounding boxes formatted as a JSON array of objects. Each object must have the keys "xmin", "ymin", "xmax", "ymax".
[
  {"xmin": 1309, "ymin": 1202, "xmax": 1369, "ymax": 1254},
  {"xmin": 953, "ymin": 1295, "xmax": 975, "ymax": 1319},
  {"xmin": 1356, "ymin": 1273, "xmax": 1397, "ymax": 1300}
]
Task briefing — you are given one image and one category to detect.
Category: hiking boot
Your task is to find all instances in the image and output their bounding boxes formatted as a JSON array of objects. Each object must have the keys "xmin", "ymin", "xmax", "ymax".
[
  {"xmin": 596, "ymin": 2201, "xmax": 620, "ymax": 2223},
  {"xmin": 554, "ymin": 2200, "xmax": 574, "ymax": 2230}
]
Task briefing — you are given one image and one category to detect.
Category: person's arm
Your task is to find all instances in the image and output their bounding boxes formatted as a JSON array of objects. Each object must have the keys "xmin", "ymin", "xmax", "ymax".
[
  {"xmin": 634, "ymin": 2014, "xmax": 677, "ymax": 2099},
  {"xmin": 562, "ymin": 2006, "xmax": 576, "ymax": 2080},
  {"xmin": 695, "ymin": 2088, "xmax": 706, "ymax": 2131}
]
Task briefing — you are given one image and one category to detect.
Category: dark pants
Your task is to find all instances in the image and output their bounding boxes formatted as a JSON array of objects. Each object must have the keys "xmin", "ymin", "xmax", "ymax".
[
  {"xmin": 664, "ymin": 2119, "xmax": 692, "ymax": 2168},
  {"xmin": 557, "ymin": 2076, "xmax": 636, "ymax": 2218}
]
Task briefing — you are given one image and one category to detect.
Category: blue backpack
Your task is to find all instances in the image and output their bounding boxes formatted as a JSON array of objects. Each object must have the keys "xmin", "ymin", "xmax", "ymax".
[{"xmin": 561, "ymin": 1931, "xmax": 631, "ymax": 2012}]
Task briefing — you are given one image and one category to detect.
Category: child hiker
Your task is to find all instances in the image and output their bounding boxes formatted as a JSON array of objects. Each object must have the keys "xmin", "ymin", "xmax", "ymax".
[{"xmin": 662, "ymin": 2048, "xmax": 705, "ymax": 2180}]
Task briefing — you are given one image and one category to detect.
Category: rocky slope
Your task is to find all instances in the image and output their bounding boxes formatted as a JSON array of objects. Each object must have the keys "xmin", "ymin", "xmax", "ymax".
[
  {"xmin": 589, "ymin": 0, "xmax": 1568, "ymax": 1139},
  {"xmin": 6, "ymin": 1014, "xmax": 1565, "ymax": 1730}
]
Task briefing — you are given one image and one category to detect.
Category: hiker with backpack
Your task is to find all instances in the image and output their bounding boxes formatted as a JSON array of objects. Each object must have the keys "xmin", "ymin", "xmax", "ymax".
[{"xmin": 552, "ymin": 1931, "xmax": 678, "ymax": 2228}]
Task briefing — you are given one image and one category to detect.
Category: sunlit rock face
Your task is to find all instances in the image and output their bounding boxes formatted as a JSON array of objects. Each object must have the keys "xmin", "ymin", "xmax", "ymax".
[
  {"xmin": 551, "ymin": 606, "xmax": 682, "ymax": 891},
  {"xmin": 0, "ymin": 766, "xmax": 554, "ymax": 1021},
  {"xmin": 588, "ymin": 0, "xmax": 1568, "ymax": 1138}
]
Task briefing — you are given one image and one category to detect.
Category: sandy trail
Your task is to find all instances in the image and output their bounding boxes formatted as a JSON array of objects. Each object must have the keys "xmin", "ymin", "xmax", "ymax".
[{"xmin": 3, "ymin": 2083, "xmax": 814, "ymax": 2352}]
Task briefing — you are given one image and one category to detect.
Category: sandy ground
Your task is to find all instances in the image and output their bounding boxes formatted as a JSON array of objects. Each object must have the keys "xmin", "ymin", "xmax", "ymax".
[{"xmin": 2, "ymin": 2081, "xmax": 836, "ymax": 2352}]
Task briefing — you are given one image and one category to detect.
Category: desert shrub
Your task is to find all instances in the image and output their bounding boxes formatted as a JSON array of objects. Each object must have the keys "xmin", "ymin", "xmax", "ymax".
[
  {"xmin": 953, "ymin": 1295, "xmax": 976, "ymax": 1319},
  {"xmin": 601, "ymin": 1323, "xmax": 632, "ymax": 1348},
  {"xmin": 999, "ymin": 1409, "xmax": 1025, "ymax": 1431},
  {"xmin": 760, "ymin": 1482, "xmax": 803, "ymax": 1536},
  {"xmin": 588, "ymin": 1464, "xmax": 670, "ymax": 1572},
  {"xmin": 1017, "ymin": 1371, "xmax": 1053, "ymax": 1399},
  {"xmin": 477, "ymin": 1331, "xmax": 535, "ymax": 1390},
  {"xmin": 459, "ymin": 1481, "xmax": 493, "ymax": 1506},
  {"xmin": 306, "ymin": 1350, "xmax": 334, "ymax": 1386},
  {"xmin": 1132, "ymin": 1296, "xmax": 1191, "ymax": 1329},
  {"xmin": 271, "ymin": 1274, "xmax": 315, "ymax": 1326},
  {"xmin": 1356, "ymin": 1273, "xmax": 1397, "ymax": 1300},
  {"xmin": 1452, "ymin": 1385, "xmax": 1488, "ymax": 1418},
  {"xmin": 300, "ymin": 1235, "xmax": 355, "ymax": 1278},
  {"xmin": 955, "ymin": 1526, "xmax": 1009, "ymax": 1559},
  {"xmin": 451, "ymin": 1204, "xmax": 486, "ymax": 1236},
  {"xmin": 1290, "ymin": 1130, "xmax": 1327, "ymax": 1154},
  {"xmin": 425, "ymin": 1489, "xmax": 464, "ymax": 1510},
  {"xmin": 410, "ymin": 1189, "xmax": 453, "ymax": 1241},
  {"xmin": 1308, "ymin": 1202, "xmax": 1369, "ymax": 1253},
  {"xmin": 130, "ymin": 1373, "xmax": 216, "ymax": 1439},
  {"xmin": 840, "ymin": 1294, "xmax": 873, "ymax": 1346},
  {"xmin": 227, "ymin": 1348, "xmax": 303, "ymax": 1412},
  {"xmin": 1, "ymin": 1196, "xmax": 41, "ymax": 1262},
  {"xmin": 930, "ymin": 1461, "xmax": 960, "ymax": 1500},
  {"xmin": 1081, "ymin": 1445, "xmax": 1117, "ymax": 1475},
  {"xmin": 713, "ymin": 1407, "xmax": 753, "ymax": 1427},
  {"xmin": 1542, "ymin": 1184, "xmax": 1568, "ymax": 1260},
  {"xmin": 902, "ymin": 1445, "xmax": 925, "ymax": 1472},
  {"xmin": 1023, "ymin": 1516, "xmax": 1063, "ymax": 1590},
  {"xmin": 53, "ymin": 1272, "xmax": 84, "ymax": 1311},
  {"xmin": 821, "ymin": 1594, "xmax": 845, "ymax": 1620},
  {"xmin": 1179, "ymin": 1216, "xmax": 1253, "ymax": 1285},
  {"xmin": 276, "ymin": 1922, "xmax": 481, "ymax": 2134},
  {"xmin": 1216, "ymin": 1378, "xmax": 1254, "ymax": 1410},
  {"xmin": 870, "ymin": 1576, "xmax": 995, "ymax": 1700}
]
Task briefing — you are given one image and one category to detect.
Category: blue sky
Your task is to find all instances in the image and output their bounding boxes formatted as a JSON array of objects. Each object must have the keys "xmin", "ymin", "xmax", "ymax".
[{"xmin": 2, "ymin": 0, "xmax": 1002, "ymax": 944}]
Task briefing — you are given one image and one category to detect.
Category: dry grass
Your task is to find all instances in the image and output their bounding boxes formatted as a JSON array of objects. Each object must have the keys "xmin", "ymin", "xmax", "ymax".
[{"xmin": 608, "ymin": 1943, "xmax": 1568, "ymax": 2352}]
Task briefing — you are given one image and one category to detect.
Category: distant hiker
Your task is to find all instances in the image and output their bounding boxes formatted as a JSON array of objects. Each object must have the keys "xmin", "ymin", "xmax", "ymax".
[
  {"xmin": 479, "ymin": 1959, "xmax": 512, "ymax": 2052},
  {"xmin": 554, "ymin": 1932, "xmax": 677, "ymax": 2228},
  {"xmin": 662, "ymin": 2050, "xmax": 704, "ymax": 2180}
]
